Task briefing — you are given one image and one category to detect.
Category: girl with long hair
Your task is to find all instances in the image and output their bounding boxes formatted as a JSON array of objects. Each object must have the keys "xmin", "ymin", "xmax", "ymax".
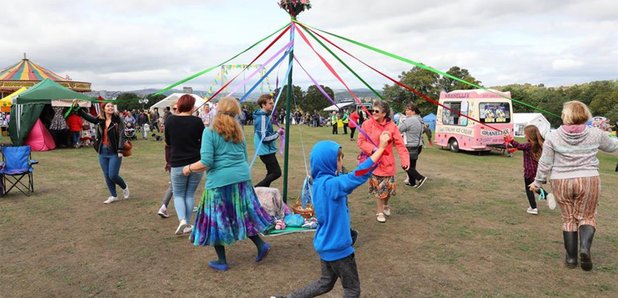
[
  {"xmin": 74, "ymin": 101, "xmax": 129, "ymax": 204},
  {"xmin": 183, "ymin": 97, "xmax": 272, "ymax": 271},
  {"xmin": 507, "ymin": 125, "xmax": 555, "ymax": 215}
]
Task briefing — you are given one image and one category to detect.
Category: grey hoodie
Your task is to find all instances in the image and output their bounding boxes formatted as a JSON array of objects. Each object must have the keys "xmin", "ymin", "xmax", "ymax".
[
  {"xmin": 398, "ymin": 114, "xmax": 424, "ymax": 147},
  {"xmin": 534, "ymin": 126, "xmax": 618, "ymax": 186}
]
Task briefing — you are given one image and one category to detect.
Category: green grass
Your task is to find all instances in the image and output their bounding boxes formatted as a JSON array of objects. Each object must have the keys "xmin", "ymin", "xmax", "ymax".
[{"xmin": 0, "ymin": 125, "xmax": 617, "ymax": 297}]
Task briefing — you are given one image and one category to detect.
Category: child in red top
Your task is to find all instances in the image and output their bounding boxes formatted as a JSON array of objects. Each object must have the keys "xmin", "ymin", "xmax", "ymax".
[
  {"xmin": 66, "ymin": 112, "xmax": 83, "ymax": 148},
  {"xmin": 507, "ymin": 125, "xmax": 555, "ymax": 214}
]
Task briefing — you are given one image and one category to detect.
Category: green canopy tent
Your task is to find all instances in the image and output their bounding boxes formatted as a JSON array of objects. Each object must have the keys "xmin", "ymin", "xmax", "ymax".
[{"xmin": 9, "ymin": 78, "xmax": 94, "ymax": 145}]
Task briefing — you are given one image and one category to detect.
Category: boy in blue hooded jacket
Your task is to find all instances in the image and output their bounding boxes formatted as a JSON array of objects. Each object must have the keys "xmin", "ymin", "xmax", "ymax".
[{"xmin": 282, "ymin": 131, "xmax": 390, "ymax": 298}]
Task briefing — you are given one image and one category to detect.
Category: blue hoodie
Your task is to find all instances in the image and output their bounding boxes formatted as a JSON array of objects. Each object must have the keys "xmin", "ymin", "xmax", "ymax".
[
  {"xmin": 253, "ymin": 109, "xmax": 279, "ymax": 156},
  {"xmin": 310, "ymin": 140, "xmax": 377, "ymax": 261}
]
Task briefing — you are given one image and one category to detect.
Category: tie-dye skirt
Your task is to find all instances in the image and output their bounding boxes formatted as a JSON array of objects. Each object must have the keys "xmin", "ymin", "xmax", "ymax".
[{"xmin": 190, "ymin": 180, "xmax": 273, "ymax": 246}]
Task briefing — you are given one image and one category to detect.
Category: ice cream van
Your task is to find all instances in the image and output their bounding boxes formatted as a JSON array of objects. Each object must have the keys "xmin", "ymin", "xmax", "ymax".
[{"xmin": 435, "ymin": 89, "xmax": 513, "ymax": 152}]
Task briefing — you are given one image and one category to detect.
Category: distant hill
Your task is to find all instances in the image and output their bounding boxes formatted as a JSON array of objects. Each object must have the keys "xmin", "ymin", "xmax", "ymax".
[{"xmin": 334, "ymin": 88, "xmax": 381, "ymax": 102}]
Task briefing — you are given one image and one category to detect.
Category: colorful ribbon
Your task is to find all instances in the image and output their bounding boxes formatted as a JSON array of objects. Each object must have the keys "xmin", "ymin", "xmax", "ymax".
[{"xmin": 155, "ymin": 23, "xmax": 290, "ymax": 96}]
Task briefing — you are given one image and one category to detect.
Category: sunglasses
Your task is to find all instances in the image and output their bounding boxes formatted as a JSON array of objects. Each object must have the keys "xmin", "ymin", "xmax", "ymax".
[{"xmin": 370, "ymin": 109, "xmax": 383, "ymax": 114}]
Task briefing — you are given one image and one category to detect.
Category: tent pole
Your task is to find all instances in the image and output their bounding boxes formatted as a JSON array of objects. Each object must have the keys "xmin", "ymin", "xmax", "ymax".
[{"xmin": 282, "ymin": 22, "xmax": 294, "ymax": 203}]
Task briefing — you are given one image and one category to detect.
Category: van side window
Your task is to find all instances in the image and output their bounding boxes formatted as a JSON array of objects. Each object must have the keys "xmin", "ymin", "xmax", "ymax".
[{"xmin": 442, "ymin": 101, "xmax": 467, "ymax": 126}]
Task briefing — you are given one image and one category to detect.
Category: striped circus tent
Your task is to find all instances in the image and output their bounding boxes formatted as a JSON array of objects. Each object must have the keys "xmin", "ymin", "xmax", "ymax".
[{"xmin": 0, "ymin": 54, "xmax": 91, "ymax": 96}]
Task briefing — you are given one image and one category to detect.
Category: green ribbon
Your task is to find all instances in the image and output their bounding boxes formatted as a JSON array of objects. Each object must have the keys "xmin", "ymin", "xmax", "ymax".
[
  {"xmin": 154, "ymin": 23, "xmax": 290, "ymax": 95},
  {"xmin": 298, "ymin": 21, "xmax": 560, "ymax": 119}
]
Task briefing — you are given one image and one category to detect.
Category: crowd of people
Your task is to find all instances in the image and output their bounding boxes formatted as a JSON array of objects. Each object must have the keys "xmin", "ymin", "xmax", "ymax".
[{"xmin": 65, "ymin": 96, "xmax": 617, "ymax": 297}]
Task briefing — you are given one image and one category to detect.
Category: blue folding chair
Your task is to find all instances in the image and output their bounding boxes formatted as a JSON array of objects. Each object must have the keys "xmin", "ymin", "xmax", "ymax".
[{"xmin": 0, "ymin": 145, "xmax": 38, "ymax": 196}]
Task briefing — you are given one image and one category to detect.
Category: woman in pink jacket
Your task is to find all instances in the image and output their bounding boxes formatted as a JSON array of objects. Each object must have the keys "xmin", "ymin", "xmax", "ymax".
[{"xmin": 358, "ymin": 101, "xmax": 410, "ymax": 223}]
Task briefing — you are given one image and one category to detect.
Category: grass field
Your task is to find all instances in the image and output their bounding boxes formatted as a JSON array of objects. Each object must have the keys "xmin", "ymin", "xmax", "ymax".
[{"xmin": 1, "ymin": 125, "xmax": 617, "ymax": 297}]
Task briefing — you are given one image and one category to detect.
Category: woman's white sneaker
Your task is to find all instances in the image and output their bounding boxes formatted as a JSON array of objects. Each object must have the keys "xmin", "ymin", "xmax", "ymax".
[
  {"xmin": 122, "ymin": 185, "xmax": 130, "ymax": 199},
  {"xmin": 526, "ymin": 207, "xmax": 538, "ymax": 215},
  {"xmin": 175, "ymin": 220, "xmax": 187, "ymax": 235},
  {"xmin": 104, "ymin": 196, "xmax": 118, "ymax": 204}
]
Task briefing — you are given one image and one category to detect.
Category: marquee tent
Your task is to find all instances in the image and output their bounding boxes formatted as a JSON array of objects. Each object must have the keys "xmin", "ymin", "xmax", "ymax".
[
  {"xmin": 9, "ymin": 78, "xmax": 94, "ymax": 146},
  {"xmin": 149, "ymin": 93, "xmax": 206, "ymax": 115},
  {"xmin": 322, "ymin": 102, "xmax": 354, "ymax": 112},
  {"xmin": 0, "ymin": 87, "xmax": 27, "ymax": 112},
  {"xmin": 513, "ymin": 113, "xmax": 550, "ymax": 137}
]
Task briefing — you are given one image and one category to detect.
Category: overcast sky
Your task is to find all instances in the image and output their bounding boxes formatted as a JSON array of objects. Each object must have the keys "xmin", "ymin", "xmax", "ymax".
[{"xmin": 0, "ymin": 0, "xmax": 616, "ymax": 92}]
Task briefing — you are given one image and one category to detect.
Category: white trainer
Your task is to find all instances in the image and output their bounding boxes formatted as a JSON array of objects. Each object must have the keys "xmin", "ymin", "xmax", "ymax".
[
  {"xmin": 526, "ymin": 207, "xmax": 539, "ymax": 215},
  {"xmin": 183, "ymin": 225, "xmax": 193, "ymax": 234},
  {"xmin": 103, "ymin": 196, "xmax": 118, "ymax": 204},
  {"xmin": 546, "ymin": 193, "xmax": 556, "ymax": 210},
  {"xmin": 157, "ymin": 205, "xmax": 169, "ymax": 218},
  {"xmin": 175, "ymin": 219, "xmax": 187, "ymax": 235},
  {"xmin": 122, "ymin": 185, "xmax": 130, "ymax": 199}
]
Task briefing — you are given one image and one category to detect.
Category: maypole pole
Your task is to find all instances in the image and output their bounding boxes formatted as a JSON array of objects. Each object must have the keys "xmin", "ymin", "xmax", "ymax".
[{"xmin": 279, "ymin": 0, "xmax": 311, "ymax": 203}]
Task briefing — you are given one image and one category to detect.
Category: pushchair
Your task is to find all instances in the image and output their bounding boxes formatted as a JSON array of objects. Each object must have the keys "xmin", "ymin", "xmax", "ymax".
[{"xmin": 124, "ymin": 121, "xmax": 136, "ymax": 140}]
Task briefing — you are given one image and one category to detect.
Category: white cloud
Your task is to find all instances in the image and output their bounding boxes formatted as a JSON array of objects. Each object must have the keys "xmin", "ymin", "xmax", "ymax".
[{"xmin": 0, "ymin": 0, "xmax": 616, "ymax": 91}]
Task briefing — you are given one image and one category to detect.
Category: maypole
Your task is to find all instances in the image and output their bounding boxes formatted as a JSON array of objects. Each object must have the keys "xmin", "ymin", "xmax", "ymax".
[{"xmin": 279, "ymin": 0, "xmax": 311, "ymax": 202}]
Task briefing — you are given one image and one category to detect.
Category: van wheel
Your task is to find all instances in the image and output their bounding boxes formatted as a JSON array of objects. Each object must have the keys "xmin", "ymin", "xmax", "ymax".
[{"xmin": 448, "ymin": 139, "xmax": 459, "ymax": 152}]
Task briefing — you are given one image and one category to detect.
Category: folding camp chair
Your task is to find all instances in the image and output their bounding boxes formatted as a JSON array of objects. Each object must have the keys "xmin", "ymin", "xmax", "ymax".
[{"xmin": 0, "ymin": 145, "xmax": 38, "ymax": 196}]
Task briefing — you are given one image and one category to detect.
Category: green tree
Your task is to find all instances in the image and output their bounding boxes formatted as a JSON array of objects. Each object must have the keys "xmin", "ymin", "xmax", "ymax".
[
  {"xmin": 144, "ymin": 93, "xmax": 166, "ymax": 110},
  {"xmin": 115, "ymin": 92, "xmax": 142, "ymax": 111},
  {"xmin": 302, "ymin": 85, "xmax": 334, "ymax": 113},
  {"xmin": 273, "ymin": 85, "xmax": 304, "ymax": 112},
  {"xmin": 590, "ymin": 89, "xmax": 618, "ymax": 122},
  {"xmin": 438, "ymin": 66, "xmax": 482, "ymax": 92},
  {"xmin": 382, "ymin": 66, "xmax": 440, "ymax": 114}
]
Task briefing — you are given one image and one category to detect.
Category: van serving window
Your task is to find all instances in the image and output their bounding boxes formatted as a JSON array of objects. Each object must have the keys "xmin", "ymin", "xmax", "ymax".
[{"xmin": 480, "ymin": 102, "xmax": 510, "ymax": 123}]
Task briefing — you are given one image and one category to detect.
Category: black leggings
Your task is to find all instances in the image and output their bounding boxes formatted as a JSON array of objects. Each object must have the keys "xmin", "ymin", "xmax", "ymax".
[
  {"xmin": 524, "ymin": 177, "xmax": 547, "ymax": 209},
  {"xmin": 405, "ymin": 146, "xmax": 425, "ymax": 183},
  {"xmin": 255, "ymin": 153, "xmax": 281, "ymax": 187},
  {"xmin": 349, "ymin": 127, "xmax": 356, "ymax": 139}
]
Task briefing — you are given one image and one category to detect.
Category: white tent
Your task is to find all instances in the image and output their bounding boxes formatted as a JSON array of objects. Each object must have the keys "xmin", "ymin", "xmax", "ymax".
[
  {"xmin": 513, "ymin": 113, "xmax": 551, "ymax": 138},
  {"xmin": 323, "ymin": 102, "xmax": 354, "ymax": 112},
  {"xmin": 149, "ymin": 93, "xmax": 206, "ymax": 115}
]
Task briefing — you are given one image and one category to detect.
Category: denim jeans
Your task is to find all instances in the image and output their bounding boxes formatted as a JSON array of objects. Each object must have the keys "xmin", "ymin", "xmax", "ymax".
[
  {"xmin": 170, "ymin": 167, "xmax": 203, "ymax": 223},
  {"xmin": 98, "ymin": 145, "xmax": 127, "ymax": 197},
  {"xmin": 71, "ymin": 131, "xmax": 80, "ymax": 146}
]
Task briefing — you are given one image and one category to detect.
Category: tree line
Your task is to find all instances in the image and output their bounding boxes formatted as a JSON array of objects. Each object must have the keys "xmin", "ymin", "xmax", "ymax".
[{"xmin": 114, "ymin": 67, "xmax": 617, "ymax": 127}]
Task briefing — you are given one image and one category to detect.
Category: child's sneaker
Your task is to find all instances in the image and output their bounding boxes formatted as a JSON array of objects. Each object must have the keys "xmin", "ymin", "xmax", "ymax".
[
  {"xmin": 526, "ymin": 207, "xmax": 538, "ymax": 215},
  {"xmin": 546, "ymin": 193, "xmax": 556, "ymax": 210},
  {"xmin": 103, "ymin": 196, "xmax": 118, "ymax": 204}
]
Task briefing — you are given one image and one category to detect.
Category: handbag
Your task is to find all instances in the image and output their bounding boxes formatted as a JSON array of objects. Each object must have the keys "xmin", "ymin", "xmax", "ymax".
[{"xmin": 122, "ymin": 140, "xmax": 133, "ymax": 157}]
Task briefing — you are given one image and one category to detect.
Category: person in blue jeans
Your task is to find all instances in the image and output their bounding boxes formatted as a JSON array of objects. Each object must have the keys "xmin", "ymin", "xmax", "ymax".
[
  {"xmin": 164, "ymin": 94, "xmax": 205, "ymax": 235},
  {"xmin": 275, "ymin": 132, "xmax": 390, "ymax": 298},
  {"xmin": 75, "ymin": 100, "xmax": 130, "ymax": 204}
]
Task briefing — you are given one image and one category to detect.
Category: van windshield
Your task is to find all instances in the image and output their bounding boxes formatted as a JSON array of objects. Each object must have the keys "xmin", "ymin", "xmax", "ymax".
[{"xmin": 479, "ymin": 102, "xmax": 510, "ymax": 123}]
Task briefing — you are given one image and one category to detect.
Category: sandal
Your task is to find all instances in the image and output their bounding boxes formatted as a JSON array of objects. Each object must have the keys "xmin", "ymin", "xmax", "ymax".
[{"xmin": 376, "ymin": 213, "xmax": 386, "ymax": 223}]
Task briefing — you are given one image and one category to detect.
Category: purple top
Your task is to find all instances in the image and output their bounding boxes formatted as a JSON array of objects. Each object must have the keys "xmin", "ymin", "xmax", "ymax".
[{"xmin": 510, "ymin": 140, "xmax": 538, "ymax": 179}]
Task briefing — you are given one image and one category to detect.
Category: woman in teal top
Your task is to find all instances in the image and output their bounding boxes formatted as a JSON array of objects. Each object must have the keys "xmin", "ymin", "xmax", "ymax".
[{"xmin": 183, "ymin": 97, "xmax": 272, "ymax": 271}]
